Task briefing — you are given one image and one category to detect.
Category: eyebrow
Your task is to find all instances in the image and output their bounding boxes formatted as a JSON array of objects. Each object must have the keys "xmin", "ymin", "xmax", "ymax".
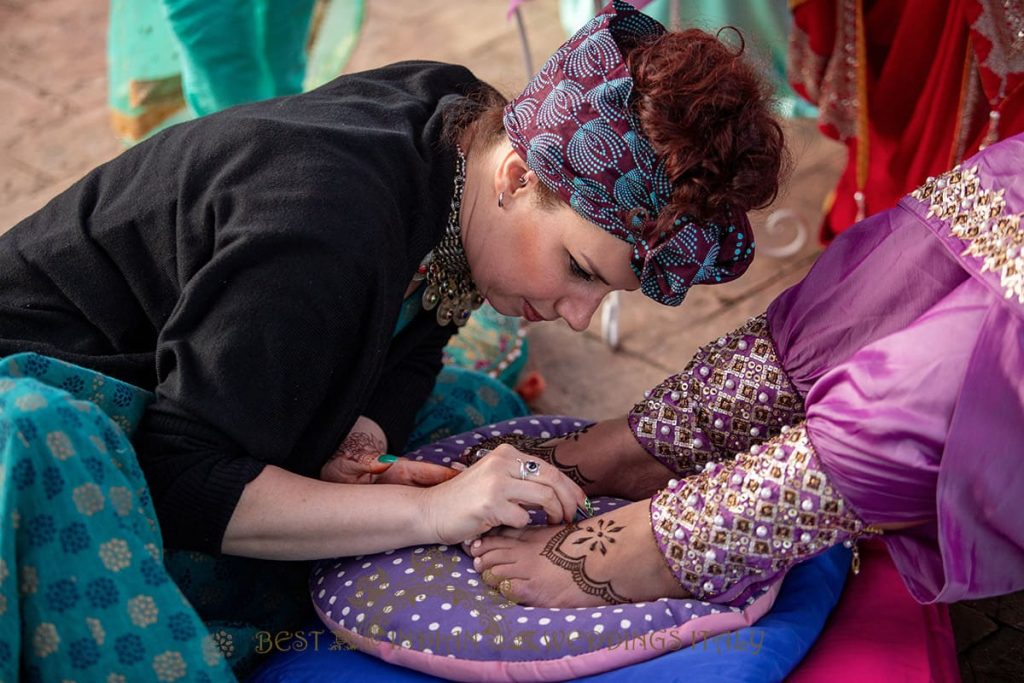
[{"xmin": 580, "ymin": 251, "xmax": 611, "ymax": 286}]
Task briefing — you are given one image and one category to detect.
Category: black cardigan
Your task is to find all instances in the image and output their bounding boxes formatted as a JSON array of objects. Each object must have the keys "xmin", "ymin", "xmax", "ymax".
[{"xmin": 0, "ymin": 61, "xmax": 485, "ymax": 552}]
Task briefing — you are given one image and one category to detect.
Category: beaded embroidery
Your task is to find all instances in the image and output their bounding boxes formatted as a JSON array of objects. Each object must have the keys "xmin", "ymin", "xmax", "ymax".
[
  {"xmin": 650, "ymin": 422, "xmax": 871, "ymax": 605},
  {"xmin": 628, "ymin": 314, "xmax": 805, "ymax": 476},
  {"xmin": 910, "ymin": 164, "xmax": 1024, "ymax": 303}
]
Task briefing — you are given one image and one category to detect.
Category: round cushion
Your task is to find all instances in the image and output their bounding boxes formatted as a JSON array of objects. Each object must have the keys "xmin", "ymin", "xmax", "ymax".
[{"xmin": 311, "ymin": 416, "xmax": 778, "ymax": 682}]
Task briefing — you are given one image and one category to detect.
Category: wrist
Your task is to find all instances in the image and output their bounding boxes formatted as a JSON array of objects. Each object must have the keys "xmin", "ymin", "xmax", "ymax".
[
  {"xmin": 412, "ymin": 485, "xmax": 444, "ymax": 545},
  {"xmin": 583, "ymin": 417, "xmax": 674, "ymax": 499}
]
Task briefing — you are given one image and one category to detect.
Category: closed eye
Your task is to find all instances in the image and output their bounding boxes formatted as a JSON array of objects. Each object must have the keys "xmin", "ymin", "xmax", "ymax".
[{"xmin": 569, "ymin": 255, "xmax": 594, "ymax": 282}]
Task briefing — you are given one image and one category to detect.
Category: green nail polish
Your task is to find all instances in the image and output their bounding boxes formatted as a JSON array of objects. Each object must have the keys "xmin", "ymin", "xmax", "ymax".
[
  {"xmin": 574, "ymin": 498, "xmax": 595, "ymax": 522},
  {"xmin": 378, "ymin": 454, "xmax": 398, "ymax": 464}
]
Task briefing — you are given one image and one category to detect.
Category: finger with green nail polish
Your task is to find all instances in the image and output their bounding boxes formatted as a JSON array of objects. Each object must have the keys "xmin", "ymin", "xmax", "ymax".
[
  {"xmin": 574, "ymin": 497, "xmax": 594, "ymax": 522},
  {"xmin": 377, "ymin": 454, "xmax": 398, "ymax": 464}
]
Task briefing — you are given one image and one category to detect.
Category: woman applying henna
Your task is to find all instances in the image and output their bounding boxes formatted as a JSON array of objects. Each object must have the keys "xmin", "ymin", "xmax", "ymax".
[{"xmin": 0, "ymin": 2, "xmax": 785, "ymax": 678}]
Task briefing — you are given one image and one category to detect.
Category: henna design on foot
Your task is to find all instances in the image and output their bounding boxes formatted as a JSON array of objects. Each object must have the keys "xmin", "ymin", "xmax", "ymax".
[
  {"xmin": 570, "ymin": 518, "xmax": 624, "ymax": 555},
  {"xmin": 541, "ymin": 522, "xmax": 630, "ymax": 604}
]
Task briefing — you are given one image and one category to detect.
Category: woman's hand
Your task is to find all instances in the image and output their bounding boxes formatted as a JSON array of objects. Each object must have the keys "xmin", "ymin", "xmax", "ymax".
[
  {"xmin": 320, "ymin": 448, "xmax": 460, "ymax": 486},
  {"xmin": 458, "ymin": 418, "xmax": 674, "ymax": 500},
  {"xmin": 420, "ymin": 444, "xmax": 588, "ymax": 545},
  {"xmin": 320, "ymin": 416, "xmax": 457, "ymax": 486}
]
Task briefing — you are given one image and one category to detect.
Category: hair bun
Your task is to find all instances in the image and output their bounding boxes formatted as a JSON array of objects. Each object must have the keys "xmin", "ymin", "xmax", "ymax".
[{"xmin": 628, "ymin": 29, "xmax": 788, "ymax": 227}]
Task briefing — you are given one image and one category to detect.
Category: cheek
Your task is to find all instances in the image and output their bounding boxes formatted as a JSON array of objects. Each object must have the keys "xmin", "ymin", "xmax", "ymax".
[
  {"xmin": 506, "ymin": 231, "xmax": 566, "ymax": 299},
  {"xmin": 479, "ymin": 226, "xmax": 545, "ymax": 291}
]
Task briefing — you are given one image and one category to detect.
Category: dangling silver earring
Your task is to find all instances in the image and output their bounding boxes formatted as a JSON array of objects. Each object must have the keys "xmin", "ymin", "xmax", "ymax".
[{"xmin": 497, "ymin": 191, "xmax": 505, "ymax": 209}]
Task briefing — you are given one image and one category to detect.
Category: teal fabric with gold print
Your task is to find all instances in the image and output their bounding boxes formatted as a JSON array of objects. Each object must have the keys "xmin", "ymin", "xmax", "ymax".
[{"xmin": 0, "ymin": 353, "xmax": 236, "ymax": 682}]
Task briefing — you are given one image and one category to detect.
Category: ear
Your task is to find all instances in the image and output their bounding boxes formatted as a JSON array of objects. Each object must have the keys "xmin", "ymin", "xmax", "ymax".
[{"xmin": 493, "ymin": 147, "xmax": 533, "ymax": 203}]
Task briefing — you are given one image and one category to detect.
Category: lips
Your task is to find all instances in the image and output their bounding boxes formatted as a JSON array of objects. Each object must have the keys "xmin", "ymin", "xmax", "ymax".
[{"xmin": 522, "ymin": 299, "xmax": 545, "ymax": 322}]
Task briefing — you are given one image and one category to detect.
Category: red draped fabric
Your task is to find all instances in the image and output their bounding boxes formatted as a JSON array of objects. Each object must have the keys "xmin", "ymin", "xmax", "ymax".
[{"xmin": 789, "ymin": 0, "xmax": 1024, "ymax": 243}]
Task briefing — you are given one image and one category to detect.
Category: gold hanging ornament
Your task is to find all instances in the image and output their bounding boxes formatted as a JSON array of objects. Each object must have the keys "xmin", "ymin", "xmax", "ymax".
[{"xmin": 419, "ymin": 146, "xmax": 483, "ymax": 326}]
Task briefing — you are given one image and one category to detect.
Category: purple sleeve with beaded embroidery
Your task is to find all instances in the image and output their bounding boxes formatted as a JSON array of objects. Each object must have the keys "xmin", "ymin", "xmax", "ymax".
[
  {"xmin": 763, "ymin": 137, "xmax": 1024, "ymax": 602},
  {"xmin": 627, "ymin": 314, "xmax": 805, "ymax": 477},
  {"xmin": 649, "ymin": 422, "xmax": 869, "ymax": 606}
]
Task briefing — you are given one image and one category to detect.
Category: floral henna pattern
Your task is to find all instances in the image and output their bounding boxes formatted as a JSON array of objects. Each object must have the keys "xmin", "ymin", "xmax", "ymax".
[
  {"xmin": 326, "ymin": 431, "xmax": 385, "ymax": 467},
  {"xmin": 572, "ymin": 518, "xmax": 624, "ymax": 555},
  {"xmin": 541, "ymin": 522, "xmax": 630, "ymax": 604},
  {"xmin": 460, "ymin": 434, "xmax": 594, "ymax": 487}
]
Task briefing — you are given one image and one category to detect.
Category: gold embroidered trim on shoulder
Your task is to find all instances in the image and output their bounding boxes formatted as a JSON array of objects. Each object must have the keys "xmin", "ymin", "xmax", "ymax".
[{"xmin": 911, "ymin": 164, "xmax": 1024, "ymax": 304}]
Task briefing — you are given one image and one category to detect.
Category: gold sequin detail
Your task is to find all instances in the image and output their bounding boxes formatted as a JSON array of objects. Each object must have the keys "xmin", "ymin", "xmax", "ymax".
[
  {"xmin": 651, "ymin": 423, "xmax": 868, "ymax": 603},
  {"xmin": 911, "ymin": 164, "xmax": 1024, "ymax": 303},
  {"xmin": 630, "ymin": 314, "xmax": 805, "ymax": 475}
]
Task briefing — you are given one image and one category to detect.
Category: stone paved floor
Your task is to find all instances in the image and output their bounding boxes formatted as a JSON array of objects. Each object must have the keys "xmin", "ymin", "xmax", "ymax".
[{"xmin": 1, "ymin": 0, "xmax": 1021, "ymax": 679}]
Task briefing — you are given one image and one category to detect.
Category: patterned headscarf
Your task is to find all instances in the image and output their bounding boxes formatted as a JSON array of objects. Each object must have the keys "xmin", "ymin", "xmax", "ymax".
[{"xmin": 503, "ymin": 0, "xmax": 755, "ymax": 305}]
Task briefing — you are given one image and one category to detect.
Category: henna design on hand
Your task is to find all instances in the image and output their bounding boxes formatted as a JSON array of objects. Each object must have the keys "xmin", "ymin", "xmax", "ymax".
[
  {"xmin": 460, "ymin": 434, "xmax": 594, "ymax": 487},
  {"xmin": 541, "ymin": 522, "xmax": 630, "ymax": 604},
  {"xmin": 328, "ymin": 431, "xmax": 386, "ymax": 467}
]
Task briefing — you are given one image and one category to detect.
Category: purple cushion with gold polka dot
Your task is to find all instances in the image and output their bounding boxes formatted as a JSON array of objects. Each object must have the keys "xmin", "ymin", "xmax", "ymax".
[{"xmin": 311, "ymin": 417, "xmax": 778, "ymax": 682}]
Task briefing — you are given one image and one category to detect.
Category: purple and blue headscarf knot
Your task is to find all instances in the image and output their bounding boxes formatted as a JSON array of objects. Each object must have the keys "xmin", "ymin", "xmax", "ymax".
[{"xmin": 503, "ymin": 0, "xmax": 755, "ymax": 306}]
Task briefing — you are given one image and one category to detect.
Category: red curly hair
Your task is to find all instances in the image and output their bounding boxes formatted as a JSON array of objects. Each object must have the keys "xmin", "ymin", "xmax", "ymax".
[
  {"xmin": 448, "ymin": 27, "xmax": 787, "ymax": 232},
  {"xmin": 628, "ymin": 28, "xmax": 787, "ymax": 232}
]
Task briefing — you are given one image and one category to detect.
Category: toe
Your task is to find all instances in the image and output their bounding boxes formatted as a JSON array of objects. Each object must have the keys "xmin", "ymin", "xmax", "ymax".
[
  {"xmin": 496, "ymin": 577, "xmax": 532, "ymax": 605},
  {"xmin": 469, "ymin": 534, "xmax": 514, "ymax": 558},
  {"xmin": 478, "ymin": 563, "xmax": 520, "ymax": 587},
  {"xmin": 474, "ymin": 548, "xmax": 522, "ymax": 573},
  {"xmin": 487, "ymin": 526, "xmax": 529, "ymax": 540}
]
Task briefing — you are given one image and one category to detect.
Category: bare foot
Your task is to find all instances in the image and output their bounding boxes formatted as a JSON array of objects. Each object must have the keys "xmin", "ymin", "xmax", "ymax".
[
  {"xmin": 466, "ymin": 500, "xmax": 689, "ymax": 607},
  {"xmin": 466, "ymin": 418, "xmax": 675, "ymax": 500}
]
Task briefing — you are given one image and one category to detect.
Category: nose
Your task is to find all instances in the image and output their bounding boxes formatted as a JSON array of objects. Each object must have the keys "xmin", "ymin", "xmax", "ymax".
[{"xmin": 556, "ymin": 292, "xmax": 605, "ymax": 332}]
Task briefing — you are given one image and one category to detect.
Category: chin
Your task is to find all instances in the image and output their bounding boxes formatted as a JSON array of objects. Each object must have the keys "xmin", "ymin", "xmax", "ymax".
[{"xmin": 483, "ymin": 295, "xmax": 516, "ymax": 318}]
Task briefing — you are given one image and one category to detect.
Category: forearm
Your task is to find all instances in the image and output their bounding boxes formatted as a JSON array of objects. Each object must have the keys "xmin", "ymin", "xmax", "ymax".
[
  {"xmin": 221, "ymin": 464, "xmax": 436, "ymax": 560},
  {"xmin": 550, "ymin": 417, "xmax": 671, "ymax": 499},
  {"xmin": 465, "ymin": 417, "xmax": 673, "ymax": 500}
]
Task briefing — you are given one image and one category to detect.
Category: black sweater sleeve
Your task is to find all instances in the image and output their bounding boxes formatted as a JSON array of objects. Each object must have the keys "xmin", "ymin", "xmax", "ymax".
[
  {"xmin": 134, "ymin": 117, "xmax": 405, "ymax": 551},
  {"xmin": 137, "ymin": 204, "xmax": 394, "ymax": 551},
  {"xmin": 363, "ymin": 314, "xmax": 457, "ymax": 452}
]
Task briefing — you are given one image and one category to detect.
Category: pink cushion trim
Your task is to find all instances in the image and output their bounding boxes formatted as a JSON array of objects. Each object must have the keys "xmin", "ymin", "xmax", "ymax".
[{"xmin": 316, "ymin": 582, "xmax": 780, "ymax": 682}]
